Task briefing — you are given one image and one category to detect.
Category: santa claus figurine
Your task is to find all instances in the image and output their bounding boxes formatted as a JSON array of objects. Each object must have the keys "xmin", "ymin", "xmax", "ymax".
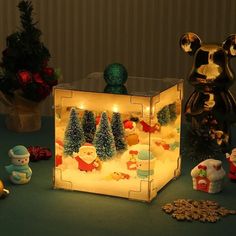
[
  {"xmin": 73, "ymin": 143, "xmax": 102, "ymax": 172},
  {"xmin": 124, "ymin": 120, "xmax": 139, "ymax": 146},
  {"xmin": 226, "ymin": 148, "xmax": 236, "ymax": 181}
]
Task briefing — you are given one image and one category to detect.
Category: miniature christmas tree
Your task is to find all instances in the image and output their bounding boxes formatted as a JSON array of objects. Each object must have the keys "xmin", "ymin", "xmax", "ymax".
[
  {"xmin": 93, "ymin": 112, "xmax": 116, "ymax": 160},
  {"xmin": 169, "ymin": 102, "xmax": 177, "ymax": 122},
  {"xmin": 63, "ymin": 108, "xmax": 85, "ymax": 156},
  {"xmin": 157, "ymin": 103, "xmax": 177, "ymax": 126},
  {"xmin": 111, "ymin": 112, "xmax": 127, "ymax": 151},
  {"xmin": 82, "ymin": 110, "xmax": 96, "ymax": 143},
  {"xmin": 0, "ymin": 0, "xmax": 58, "ymax": 102},
  {"xmin": 157, "ymin": 105, "xmax": 171, "ymax": 126}
]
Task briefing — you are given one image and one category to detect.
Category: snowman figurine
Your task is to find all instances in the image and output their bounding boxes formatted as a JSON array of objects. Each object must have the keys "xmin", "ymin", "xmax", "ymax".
[
  {"xmin": 136, "ymin": 150, "xmax": 155, "ymax": 179},
  {"xmin": 5, "ymin": 145, "xmax": 32, "ymax": 184}
]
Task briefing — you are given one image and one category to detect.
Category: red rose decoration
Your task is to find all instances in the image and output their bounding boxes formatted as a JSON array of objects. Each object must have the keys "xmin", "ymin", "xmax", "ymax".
[
  {"xmin": 35, "ymin": 83, "xmax": 51, "ymax": 101},
  {"xmin": 43, "ymin": 67, "xmax": 54, "ymax": 76},
  {"xmin": 33, "ymin": 73, "xmax": 44, "ymax": 84},
  {"xmin": 18, "ymin": 70, "xmax": 32, "ymax": 87},
  {"xmin": 21, "ymin": 82, "xmax": 51, "ymax": 102},
  {"xmin": 33, "ymin": 73, "xmax": 43, "ymax": 84}
]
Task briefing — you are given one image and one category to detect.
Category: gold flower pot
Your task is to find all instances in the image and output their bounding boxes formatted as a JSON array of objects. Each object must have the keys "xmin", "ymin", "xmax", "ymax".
[{"xmin": 1, "ymin": 90, "xmax": 41, "ymax": 132}]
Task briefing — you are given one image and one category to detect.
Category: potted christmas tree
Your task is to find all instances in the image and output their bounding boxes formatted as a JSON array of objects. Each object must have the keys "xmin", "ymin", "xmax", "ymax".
[{"xmin": 0, "ymin": 0, "xmax": 59, "ymax": 132}]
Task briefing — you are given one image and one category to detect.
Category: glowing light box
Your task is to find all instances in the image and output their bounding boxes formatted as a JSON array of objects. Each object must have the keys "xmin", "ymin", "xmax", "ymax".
[{"xmin": 53, "ymin": 73, "xmax": 183, "ymax": 202}]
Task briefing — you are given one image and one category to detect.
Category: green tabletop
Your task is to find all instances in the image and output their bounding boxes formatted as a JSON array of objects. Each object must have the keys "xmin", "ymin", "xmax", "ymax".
[{"xmin": 0, "ymin": 115, "xmax": 236, "ymax": 236}]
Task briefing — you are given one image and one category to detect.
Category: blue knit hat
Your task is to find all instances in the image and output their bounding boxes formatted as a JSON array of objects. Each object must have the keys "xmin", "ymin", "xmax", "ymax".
[
  {"xmin": 138, "ymin": 150, "xmax": 154, "ymax": 160},
  {"xmin": 8, "ymin": 145, "xmax": 30, "ymax": 159}
]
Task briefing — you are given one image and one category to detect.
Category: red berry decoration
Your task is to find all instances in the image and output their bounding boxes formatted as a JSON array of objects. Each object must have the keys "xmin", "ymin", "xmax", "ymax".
[{"xmin": 28, "ymin": 146, "xmax": 52, "ymax": 162}]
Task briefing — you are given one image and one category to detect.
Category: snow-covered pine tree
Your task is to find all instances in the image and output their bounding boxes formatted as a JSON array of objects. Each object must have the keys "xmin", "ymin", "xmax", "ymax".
[
  {"xmin": 169, "ymin": 102, "xmax": 177, "ymax": 122},
  {"xmin": 111, "ymin": 112, "xmax": 127, "ymax": 151},
  {"xmin": 93, "ymin": 112, "xmax": 116, "ymax": 160},
  {"xmin": 82, "ymin": 110, "xmax": 96, "ymax": 143},
  {"xmin": 157, "ymin": 105, "xmax": 171, "ymax": 126},
  {"xmin": 63, "ymin": 108, "xmax": 85, "ymax": 156}
]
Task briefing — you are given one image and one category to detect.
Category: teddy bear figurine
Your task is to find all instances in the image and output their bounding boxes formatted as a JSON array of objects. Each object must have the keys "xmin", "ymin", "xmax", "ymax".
[{"xmin": 180, "ymin": 32, "xmax": 236, "ymax": 150}]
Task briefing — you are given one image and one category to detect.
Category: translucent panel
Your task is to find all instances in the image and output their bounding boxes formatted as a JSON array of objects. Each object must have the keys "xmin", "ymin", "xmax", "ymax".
[
  {"xmin": 55, "ymin": 72, "xmax": 182, "ymax": 97},
  {"xmin": 54, "ymin": 75, "xmax": 183, "ymax": 202}
]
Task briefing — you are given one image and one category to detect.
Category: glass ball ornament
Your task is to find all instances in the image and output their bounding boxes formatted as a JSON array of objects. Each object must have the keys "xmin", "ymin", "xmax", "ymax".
[
  {"xmin": 104, "ymin": 63, "xmax": 128, "ymax": 86},
  {"xmin": 104, "ymin": 85, "xmax": 128, "ymax": 94}
]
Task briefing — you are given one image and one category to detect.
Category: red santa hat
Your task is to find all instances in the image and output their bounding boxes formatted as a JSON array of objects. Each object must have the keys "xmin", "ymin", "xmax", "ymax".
[
  {"xmin": 83, "ymin": 143, "xmax": 93, "ymax": 147},
  {"xmin": 124, "ymin": 120, "xmax": 135, "ymax": 129}
]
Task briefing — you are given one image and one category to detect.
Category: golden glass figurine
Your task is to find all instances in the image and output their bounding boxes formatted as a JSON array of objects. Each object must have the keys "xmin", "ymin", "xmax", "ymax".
[{"xmin": 180, "ymin": 32, "xmax": 236, "ymax": 151}]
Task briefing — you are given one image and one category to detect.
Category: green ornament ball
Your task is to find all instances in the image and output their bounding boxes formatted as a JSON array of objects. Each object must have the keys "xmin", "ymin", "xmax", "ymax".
[
  {"xmin": 104, "ymin": 85, "xmax": 128, "ymax": 94},
  {"xmin": 104, "ymin": 63, "xmax": 128, "ymax": 86}
]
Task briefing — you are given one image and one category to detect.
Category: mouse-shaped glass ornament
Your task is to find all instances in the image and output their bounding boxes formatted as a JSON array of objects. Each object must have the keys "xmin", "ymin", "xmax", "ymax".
[{"xmin": 180, "ymin": 32, "xmax": 236, "ymax": 153}]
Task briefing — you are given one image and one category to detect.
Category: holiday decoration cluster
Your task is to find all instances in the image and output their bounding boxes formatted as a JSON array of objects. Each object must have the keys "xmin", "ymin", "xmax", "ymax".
[
  {"xmin": 0, "ymin": 0, "xmax": 58, "ymax": 102},
  {"xmin": 63, "ymin": 108, "xmax": 127, "ymax": 160}
]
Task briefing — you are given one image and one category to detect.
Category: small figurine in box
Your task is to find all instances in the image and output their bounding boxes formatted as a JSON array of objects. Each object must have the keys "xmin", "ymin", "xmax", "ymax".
[
  {"xmin": 5, "ymin": 145, "xmax": 32, "ymax": 184},
  {"xmin": 124, "ymin": 120, "xmax": 139, "ymax": 146},
  {"xmin": 226, "ymin": 148, "xmax": 236, "ymax": 181},
  {"xmin": 126, "ymin": 150, "xmax": 138, "ymax": 170},
  {"xmin": 136, "ymin": 150, "xmax": 155, "ymax": 179},
  {"xmin": 73, "ymin": 143, "xmax": 102, "ymax": 172},
  {"xmin": 55, "ymin": 139, "xmax": 63, "ymax": 167},
  {"xmin": 191, "ymin": 159, "xmax": 225, "ymax": 193}
]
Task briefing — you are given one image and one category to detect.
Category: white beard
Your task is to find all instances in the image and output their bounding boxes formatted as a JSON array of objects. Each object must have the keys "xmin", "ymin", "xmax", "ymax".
[{"xmin": 81, "ymin": 154, "xmax": 96, "ymax": 164}]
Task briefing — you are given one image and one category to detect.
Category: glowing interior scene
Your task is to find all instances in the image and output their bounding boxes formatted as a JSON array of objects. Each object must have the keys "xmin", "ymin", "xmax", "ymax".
[{"xmin": 54, "ymin": 76, "xmax": 183, "ymax": 202}]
